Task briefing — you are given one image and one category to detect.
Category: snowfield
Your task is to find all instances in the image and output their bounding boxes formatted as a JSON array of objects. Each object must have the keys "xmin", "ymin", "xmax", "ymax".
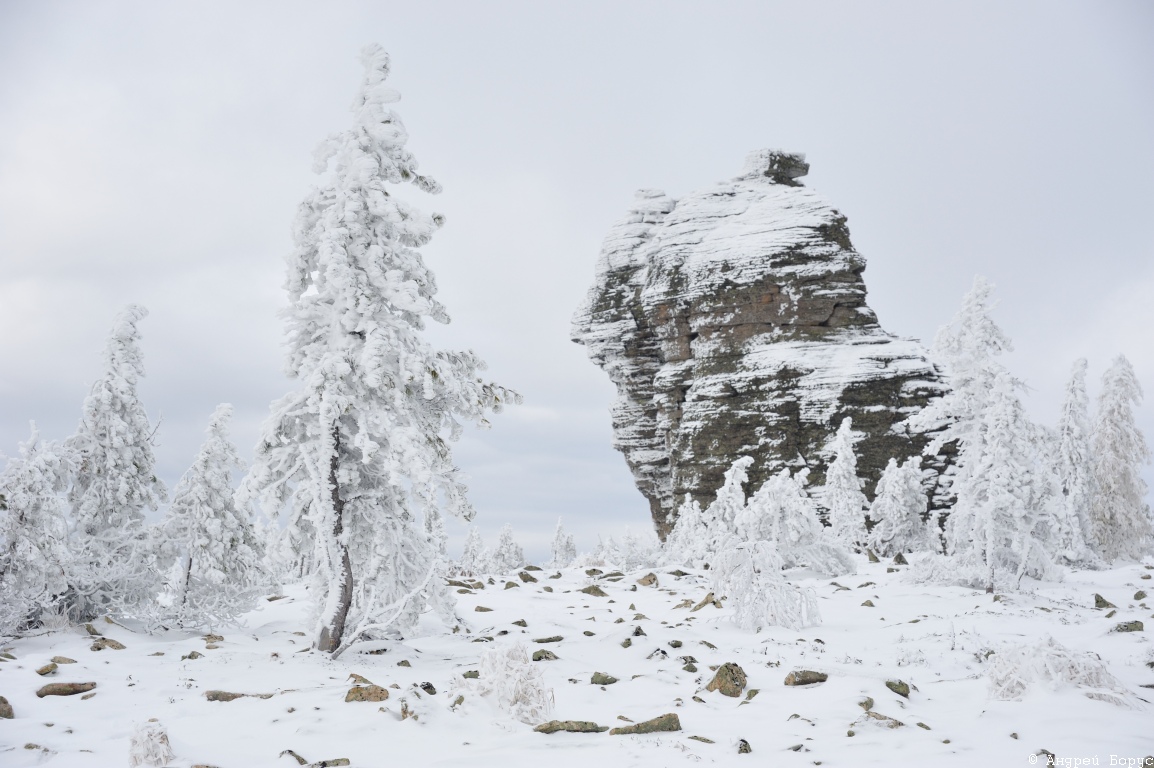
[{"xmin": 2, "ymin": 556, "xmax": 1152, "ymax": 767}]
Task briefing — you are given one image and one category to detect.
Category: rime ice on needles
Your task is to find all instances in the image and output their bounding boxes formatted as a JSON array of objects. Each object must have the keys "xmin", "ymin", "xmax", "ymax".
[
  {"xmin": 0, "ymin": 425, "xmax": 72, "ymax": 636},
  {"xmin": 240, "ymin": 45, "xmax": 518, "ymax": 655},
  {"xmin": 549, "ymin": 517, "xmax": 576, "ymax": 569},
  {"xmin": 157, "ymin": 404, "xmax": 266, "ymax": 629},
  {"xmin": 457, "ymin": 526, "xmax": 489, "ymax": 576},
  {"xmin": 712, "ymin": 540, "xmax": 821, "ymax": 632},
  {"xmin": 867, "ymin": 457, "xmax": 936, "ymax": 557},
  {"xmin": 474, "ymin": 642, "xmax": 553, "ymax": 724},
  {"xmin": 1090, "ymin": 355, "xmax": 1152, "ymax": 562},
  {"xmin": 821, "ymin": 417, "xmax": 869, "ymax": 549},
  {"xmin": 64, "ymin": 305, "xmax": 166, "ymax": 622},
  {"xmin": 491, "ymin": 524, "xmax": 525, "ymax": 574},
  {"xmin": 1051, "ymin": 359, "xmax": 1098, "ymax": 566}
]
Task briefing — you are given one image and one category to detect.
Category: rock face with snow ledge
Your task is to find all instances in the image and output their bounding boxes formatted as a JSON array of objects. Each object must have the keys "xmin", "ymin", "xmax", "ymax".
[{"xmin": 572, "ymin": 150, "xmax": 947, "ymax": 538}]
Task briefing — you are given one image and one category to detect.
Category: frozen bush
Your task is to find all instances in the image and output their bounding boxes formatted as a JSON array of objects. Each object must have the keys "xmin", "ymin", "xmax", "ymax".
[
  {"xmin": 987, "ymin": 635, "xmax": 1134, "ymax": 707},
  {"xmin": 128, "ymin": 719, "xmax": 174, "ymax": 766},
  {"xmin": 711, "ymin": 540, "xmax": 820, "ymax": 631},
  {"xmin": 475, "ymin": 642, "xmax": 553, "ymax": 724}
]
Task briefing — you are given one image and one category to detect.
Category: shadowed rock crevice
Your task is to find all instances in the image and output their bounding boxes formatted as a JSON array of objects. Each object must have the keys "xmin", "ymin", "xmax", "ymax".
[{"xmin": 572, "ymin": 150, "xmax": 948, "ymax": 538}]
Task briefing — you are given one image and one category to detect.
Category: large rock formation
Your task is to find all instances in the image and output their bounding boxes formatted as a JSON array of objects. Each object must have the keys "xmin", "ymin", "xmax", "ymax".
[{"xmin": 572, "ymin": 150, "xmax": 946, "ymax": 538}]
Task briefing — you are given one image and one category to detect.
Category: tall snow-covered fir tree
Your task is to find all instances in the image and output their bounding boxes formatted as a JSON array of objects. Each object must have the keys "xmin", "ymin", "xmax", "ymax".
[
  {"xmin": 64, "ymin": 305, "xmax": 166, "ymax": 621},
  {"xmin": 158, "ymin": 405, "xmax": 266, "ymax": 629},
  {"xmin": 867, "ymin": 457, "xmax": 936, "ymax": 557},
  {"xmin": 1052, "ymin": 358, "xmax": 1098, "ymax": 566},
  {"xmin": 240, "ymin": 46, "xmax": 517, "ymax": 655},
  {"xmin": 821, "ymin": 417, "xmax": 868, "ymax": 549},
  {"xmin": 1090, "ymin": 355, "xmax": 1152, "ymax": 561},
  {"xmin": 0, "ymin": 425, "xmax": 72, "ymax": 635}
]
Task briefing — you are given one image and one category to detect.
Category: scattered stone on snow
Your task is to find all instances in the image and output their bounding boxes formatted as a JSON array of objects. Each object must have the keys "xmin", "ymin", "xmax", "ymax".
[
  {"xmin": 738, "ymin": 738, "xmax": 752, "ymax": 753},
  {"xmin": 83, "ymin": 623, "xmax": 102, "ymax": 636},
  {"xmin": 534, "ymin": 720, "xmax": 608, "ymax": 734},
  {"xmin": 866, "ymin": 550, "xmax": 880, "ymax": 563},
  {"xmin": 621, "ymin": 638, "xmax": 633, "ymax": 648},
  {"xmin": 91, "ymin": 637, "xmax": 126, "ymax": 651},
  {"xmin": 691, "ymin": 592, "xmax": 722, "ymax": 611},
  {"xmin": 917, "ymin": 722, "xmax": 931, "ymax": 730},
  {"xmin": 0, "ymin": 695, "xmax": 13, "ymax": 718},
  {"xmin": 699, "ymin": 640, "xmax": 717, "ymax": 650},
  {"xmin": 706, "ymin": 662, "xmax": 748, "ymax": 697},
  {"xmin": 861, "ymin": 600, "xmax": 875, "ymax": 607},
  {"xmin": 504, "ymin": 581, "xmax": 520, "ymax": 590},
  {"xmin": 474, "ymin": 606, "xmax": 493, "ymax": 612},
  {"xmin": 862, "ymin": 711, "xmax": 905, "ymax": 728},
  {"xmin": 203, "ymin": 634, "xmax": 224, "ymax": 644},
  {"xmin": 462, "ymin": 670, "xmax": 479, "ymax": 679},
  {"xmin": 50, "ymin": 656, "xmax": 76, "ymax": 665},
  {"xmin": 580, "ymin": 585, "xmax": 609, "ymax": 597},
  {"xmin": 346, "ymin": 684, "xmax": 389, "ymax": 702},
  {"xmin": 638, "ymin": 573, "xmax": 658, "ymax": 586},
  {"xmin": 1094, "ymin": 594, "xmax": 1116, "ymax": 609},
  {"xmin": 674, "ymin": 599, "xmax": 694, "ymax": 609},
  {"xmin": 632, "ymin": 626, "xmax": 647, "ymax": 637},
  {"xmin": 512, "ymin": 619, "xmax": 528, "ymax": 627},
  {"xmin": 182, "ymin": 651, "xmax": 204, "ymax": 661},
  {"xmin": 36, "ymin": 663, "xmax": 58, "ymax": 676},
  {"xmin": 36, "ymin": 682, "xmax": 96, "ymax": 697},
  {"xmin": 893, "ymin": 553, "xmax": 908, "ymax": 565},
  {"xmin": 886, "ymin": 679, "xmax": 911, "ymax": 698},
  {"xmin": 524, "ymin": 565, "xmax": 542, "ymax": 571},
  {"xmin": 203, "ymin": 690, "xmax": 273, "ymax": 702},
  {"xmin": 396, "ymin": 659, "xmax": 412, "ymax": 667},
  {"xmin": 688, "ymin": 735, "xmax": 715, "ymax": 743},
  {"xmin": 668, "ymin": 639, "xmax": 683, "ymax": 648},
  {"xmin": 1112, "ymin": 621, "xmax": 1144, "ymax": 633},
  {"xmin": 783, "ymin": 670, "xmax": 827, "ymax": 686},
  {"xmin": 532, "ymin": 650, "xmax": 559, "ymax": 661},
  {"xmin": 859, "ymin": 697, "xmax": 874, "ymax": 711},
  {"xmin": 1135, "ymin": 591, "xmax": 1148, "ymax": 601},
  {"xmin": 591, "ymin": 672, "xmax": 619, "ymax": 685},
  {"xmin": 586, "ymin": 569, "xmax": 603, "ymax": 577},
  {"xmin": 519, "ymin": 571, "xmax": 538, "ymax": 583},
  {"xmin": 609, "ymin": 712, "xmax": 681, "ymax": 735},
  {"xmin": 534, "ymin": 636, "xmax": 563, "ymax": 643}
]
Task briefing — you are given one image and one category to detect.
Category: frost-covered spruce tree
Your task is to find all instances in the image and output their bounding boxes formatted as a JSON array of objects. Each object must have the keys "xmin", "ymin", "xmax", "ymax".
[
  {"xmin": 458, "ymin": 526, "xmax": 489, "ymax": 576},
  {"xmin": 490, "ymin": 524, "xmax": 525, "ymax": 573},
  {"xmin": 0, "ymin": 426, "xmax": 72, "ymax": 635},
  {"xmin": 712, "ymin": 540, "xmax": 820, "ymax": 632},
  {"xmin": 663, "ymin": 458, "xmax": 752, "ymax": 569},
  {"xmin": 65, "ymin": 305, "xmax": 166, "ymax": 621},
  {"xmin": 662, "ymin": 496, "xmax": 709, "ymax": 568},
  {"xmin": 1090, "ymin": 355, "xmax": 1152, "ymax": 561},
  {"xmin": 548, "ymin": 517, "xmax": 576, "ymax": 569},
  {"xmin": 737, "ymin": 468, "xmax": 855, "ymax": 576},
  {"xmin": 907, "ymin": 277, "xmax": 1011, "ymax": 549},
  {"xmin": 1051, "ymin": 359, "xmax": 1098, "ymax": 566},
  {"xmin": 867, "ymin": 457, "xmax": 936, "ymax": 557},
  {"xmin": 158, "ymin": 405, "xmax": 266, "ymax": 629},
  {"xmin": 955, "ymin": 369, "xmax": 1057, "ymax": 589},
  {"xmin": 822, "ymin": 418, "xmax": 868, "ymax": 549},
  {"xmin": 240, "ymin": 46, "xmax": 517, "ymax": 655}
]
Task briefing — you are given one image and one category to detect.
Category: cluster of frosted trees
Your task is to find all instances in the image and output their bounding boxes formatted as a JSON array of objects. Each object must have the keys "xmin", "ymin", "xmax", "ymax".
[
  {"xmin": 1, "ymin": 46, "xmax": 516, "ymax": 656},
  {"xmin": 665, "ymin": 276, "xmax": 1151, "ymax": 625},
  {"xmin": 0, "ymin": 308, "xmax": 267, "ymax": 635}
]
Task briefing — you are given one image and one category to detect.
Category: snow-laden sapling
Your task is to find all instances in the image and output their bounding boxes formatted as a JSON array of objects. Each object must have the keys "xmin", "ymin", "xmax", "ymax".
[
  {"xmin": 156, "ymin": 404, "xmax": 266, "ymax": 629},
  {"xmin": 490, "ymin": 524, "xmax": 525, "ymax": 574},
  {"xmin": 240, "ymin": 46, "xmax": 517, "ymax": 655},
  {"xmin": 867, "ymin": 457, "xmax": 936, "ymax": 557},
  {"xmin": 711, "ymin": 540, "xmax": 820, "ymax": 632},
  {"xmin": 987, "ymin": 635, "xmax": 1135, "ymax": 708},
  {"xmin": 821, "ymin": 417, "xmax": 869, "ymax": 550},
  {"xmin": 457, "ymin": 526, "xmax": 489, "ymax": 576},
  {"xmin": 737, "ymin": 468, "xmax": 856, "ymax": 577},
  {"xmin": 0, "ymin": 425, "xmax": 72, "ymax": 636},
  {"xmin": 65, "ymin": 305, "xmax": 167, "ymax": 621},
  {"xmin": 548, "ymin": 517, "xmax": 576, "ymax": 569},
  {"xmin": 1090, "ymin": 354, "xmax": 1152, "ymax": 562},
  {"xmin": 474, "ymin": 642, "xmax": 553, "ymax": 724},
  {"xmin": 663, "ymin": 457, "xmax": 751, "ymax": 569},
  {"xmin": 128, "ymin": 718, "xmax": 175, "ymax": 767}
]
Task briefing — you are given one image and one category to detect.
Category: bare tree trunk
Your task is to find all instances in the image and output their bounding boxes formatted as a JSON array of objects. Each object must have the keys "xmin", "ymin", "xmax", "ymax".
[{"xmin": 317, "ymin": 428, "xmax": 354, "ymax": 653}]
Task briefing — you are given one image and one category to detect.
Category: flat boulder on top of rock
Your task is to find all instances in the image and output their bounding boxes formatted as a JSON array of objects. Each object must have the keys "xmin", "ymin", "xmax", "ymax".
[
  {"xmin": 705, "ymin": 662, "xmax": 747, "ymax": 697},
  {"xmin": 36, "ymin": 682, "xmax": 96, "ymax": 697},
  {"xmin": 609, "ymin": 713, "xmax": 681, "ymax": 735},
  {"xmin": 783, "ymin": 670, "xmax": 827, "ymax": 686},
  {"xmin": 535, "ymin": 720, "xmax": 608, "ymax": 734}
]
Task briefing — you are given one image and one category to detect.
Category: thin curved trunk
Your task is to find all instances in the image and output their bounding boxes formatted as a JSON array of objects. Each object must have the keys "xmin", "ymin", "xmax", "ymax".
[{"xmin": 317, "ymin": 429, "xmax": 354, "ymax": 653}]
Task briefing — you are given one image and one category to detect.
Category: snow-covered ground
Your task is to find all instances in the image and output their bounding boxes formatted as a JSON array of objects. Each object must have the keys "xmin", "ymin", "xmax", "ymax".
[{"xmin": 2, "ymin": 556, "xmax": 1152, "ymax": 767}]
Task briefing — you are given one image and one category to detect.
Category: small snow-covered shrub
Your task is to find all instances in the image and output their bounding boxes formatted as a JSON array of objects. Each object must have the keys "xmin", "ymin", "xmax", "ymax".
[
  {"xmin": 987, "ymin": 635, "xmax": 1134, "ymax": 707},
  {"xmin": 592, "ymin": 528, "xmax": 660, "ymax": 572},
  {"xmin": 457, "ymin": 526, "xmax": 490, "ymax": 576},
  {"xmin": 475, "ymin": 642, "xmax": 553, "ymax": 724},
  {"xmin": 711, "ymin": 541, "xmax": 820, "ymax": 632},
  {"xmin": 129, "ymin": 719, "xmax": 174, "ymax": 766}
]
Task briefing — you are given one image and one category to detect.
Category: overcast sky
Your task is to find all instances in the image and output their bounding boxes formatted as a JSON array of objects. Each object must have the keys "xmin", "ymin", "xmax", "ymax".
[{"xmin": 1, "ymin": 1, "xmax": 1151, "ymax": 560}]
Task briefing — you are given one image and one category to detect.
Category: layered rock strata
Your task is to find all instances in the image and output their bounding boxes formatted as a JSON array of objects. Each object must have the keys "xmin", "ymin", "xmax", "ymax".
[{"xmin": 572, "ymin": 150, "xmax": 946, "ymax": 538}]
